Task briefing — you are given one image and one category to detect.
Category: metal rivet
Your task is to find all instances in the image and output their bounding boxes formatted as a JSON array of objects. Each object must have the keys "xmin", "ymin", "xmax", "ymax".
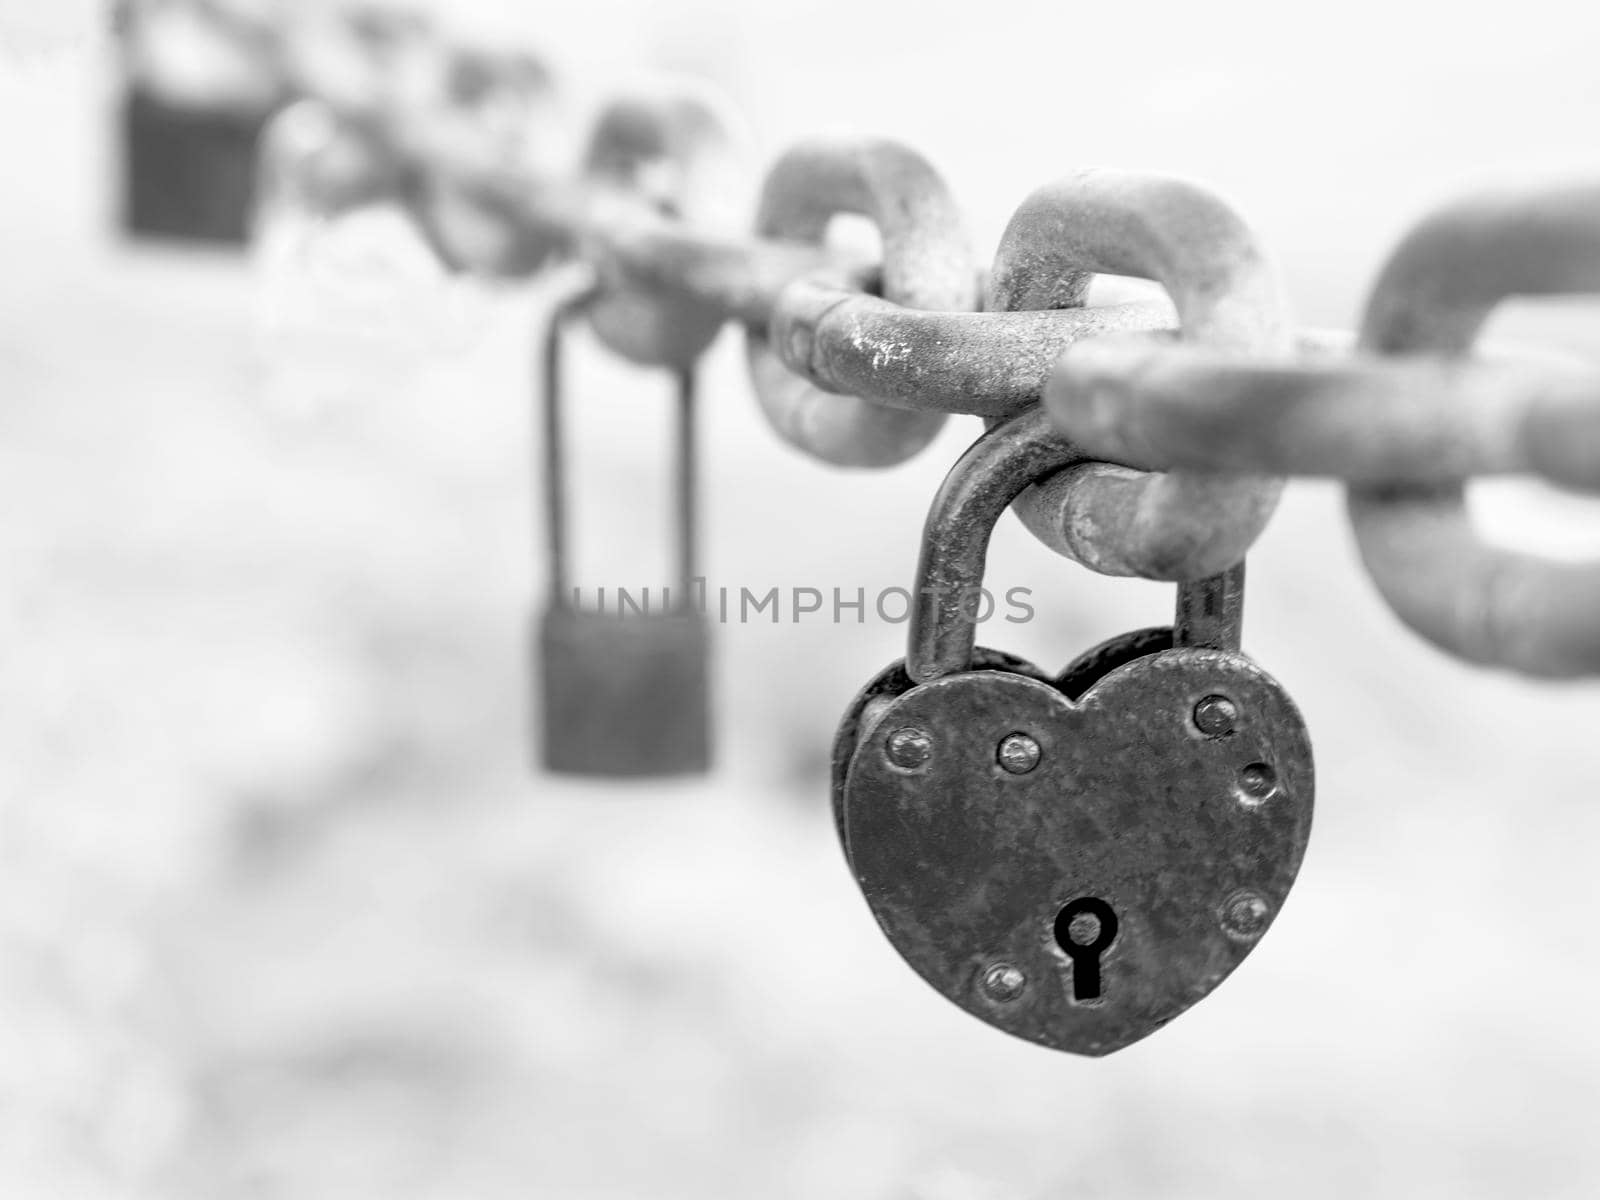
[
  {"xmin": 980, "ymin": 962, "xmax": 1026, "ymax": 1002},
  {"xmin": 1220, "ymin": 890, "xmax": 1271, "ymax": 941},
  {"xmin": 1236, "ymin": 761, "xmax": 1278, "ymax": 804},
  {"xmin": 885, "ymin": 726, "xmax": 933, "ymax": 769},
  {"xmin": 996, "ymin": 732, "xmax": 1041, "ymax": 775},
  {"xmin": 1192, "ymin": 694, "xmax": 1237, "ymax": 737}
]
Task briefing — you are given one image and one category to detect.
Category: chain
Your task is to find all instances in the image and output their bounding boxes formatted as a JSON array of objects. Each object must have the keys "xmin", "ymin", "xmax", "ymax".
[{"xmin": 253, "ymin": 21, "xmax": 1600, "ymax": 679}]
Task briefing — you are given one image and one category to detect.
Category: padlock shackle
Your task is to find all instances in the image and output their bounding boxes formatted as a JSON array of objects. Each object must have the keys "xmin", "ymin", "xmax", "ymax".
[
  {"xmin": 540, "ymin": 280, "xmax": 700, "ymax": 613},
  {"xmin": 905, "ymin": 408, "xmax": 1244, "ymax": 683}
]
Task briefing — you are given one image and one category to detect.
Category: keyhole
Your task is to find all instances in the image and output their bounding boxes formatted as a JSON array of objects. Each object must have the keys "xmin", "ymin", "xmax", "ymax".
[{"xmin": 1053, "ymin": 897, "xmax": 1118, "ymax": 1001}]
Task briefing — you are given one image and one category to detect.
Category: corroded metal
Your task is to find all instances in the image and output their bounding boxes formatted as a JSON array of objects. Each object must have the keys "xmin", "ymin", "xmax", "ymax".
[
  {"xmin": 1047, "ymin": 333, "xmax": 1600, "ymax": 486},
  {"xmin": 772, "ymin": 280, "xmax": 1173, "ymax": 415},
  {"xmin": 255, "ymin": 26, "xmax": 1600, "ymax": 679},
  {"xmin": 831, "ymin": 648, "xmax": 1049, "ymax": 852},
  {"xmin": 745, "ymin": 140, "xmax": 978, "ymax": 466},
  {"xmin": 1347, "ymin": 181, "xmax": 1600, "ymax": 676},
  {"xmin": 537, "ymin": 278, "xmax": 712, "ymax": 776},
  {"xmin": 834, "ymin": 408, "xmax": 1311, "ymax": 1055},
  {"xmin": 841, "ymin": 646, "xmax": 1312, "ymax": 1055},
  {"xmin": 994, "ymin": 170, "xmax": 1292, "ymax": 580},
  {"xmin": 906, "ymin": 409, "xmax": 1243, "ymax": 683}
]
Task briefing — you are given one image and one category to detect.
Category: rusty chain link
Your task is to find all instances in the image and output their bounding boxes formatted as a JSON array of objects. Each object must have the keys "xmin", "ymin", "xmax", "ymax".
[
  {"xmin": 748, "ymin": 139, "xmax": 976, "ymax": 466},
  {"xmin": 986, "ymin": 170, "xmax": 1290, "ymax": 580},
  {"xmin": 258, "ymin": 20, "xmax": 1600, "ymax": 678}
]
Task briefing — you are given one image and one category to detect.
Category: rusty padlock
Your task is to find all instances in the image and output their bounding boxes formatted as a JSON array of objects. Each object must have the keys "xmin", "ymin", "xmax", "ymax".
[
  {"xmin": 833, "ymin": 409, "xmax": 1313, "ymax": 1054},
  {"xmin": 535, "ymin": 286, "xmax": 712, "ymax": 778}
]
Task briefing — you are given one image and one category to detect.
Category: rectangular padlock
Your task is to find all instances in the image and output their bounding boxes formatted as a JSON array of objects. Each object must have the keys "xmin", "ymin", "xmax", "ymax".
[
  {"xmin": 537, "ymin": 606, "xmax": 711, "ymax": 777},
  {"xmin": 533, "ymin": 287, "xmax": 714, "ymax": 778},
  {"xmin": 120, "ymin": 87, "xmax": 270, "ymax": 245}
]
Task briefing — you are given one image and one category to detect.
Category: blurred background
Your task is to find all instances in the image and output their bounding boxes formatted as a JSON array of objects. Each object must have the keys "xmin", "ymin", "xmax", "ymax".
[{"xmin": 5, "ymin": 1, "xmax": 1600, "ymax": 1197}]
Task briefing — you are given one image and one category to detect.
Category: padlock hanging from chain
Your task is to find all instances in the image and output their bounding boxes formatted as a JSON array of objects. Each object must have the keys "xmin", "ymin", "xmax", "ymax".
[
  {"xmin": 533, "ymin": 283, "xmax": 713, "ymax": 779},
  {"xmin": 833, "ymin": 407, "xmax": 1315, "ymax": 1055}
]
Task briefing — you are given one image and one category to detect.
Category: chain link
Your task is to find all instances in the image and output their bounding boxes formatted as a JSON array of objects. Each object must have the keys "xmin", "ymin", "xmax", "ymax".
[
  {"xmin": 1347, "ymin": 182, "xmax": 1600, "ymax": 676},
  {"xmin": 746, "ymin": 139, "xmax": 975, "ymax": 466},
  {"xmin": 257, "ymin": 23, "xmax": 1600, "ymax": 677},
  {"xmin": 579, "ymin": 84, "xmax": 738, "ymax": 367},
  {"xmin": 985, "ymin": 170, "xmax": 1290, "ymax": 580}
]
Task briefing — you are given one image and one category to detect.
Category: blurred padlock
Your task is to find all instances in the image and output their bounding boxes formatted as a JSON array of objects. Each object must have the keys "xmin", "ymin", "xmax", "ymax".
[
  {"xmin": 118, "ymin": 0, "xmax": 287, "ymax": 244},
  {"xmin": 535, "ymin": 286, "xmax": 712, "ymax": 778}
]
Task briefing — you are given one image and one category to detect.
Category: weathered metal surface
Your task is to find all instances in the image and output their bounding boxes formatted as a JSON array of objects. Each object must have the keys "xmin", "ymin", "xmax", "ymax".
[
  {"xmin": 834, "ymin": 407, "xmax": 1309, "ymax": 1052},
  {"xmin": 1056, "ymin": 627, "xmax": 1176, "ymax": 699},
  {"xmin": 841, "ymin": 648, "xmax": 1312, "ymax": 1055},
  {"xmin": 996, "ymin": 170, "xmax": 1291, "ymax": 580},
  {"xmin": 905, "ymin": 409, "xmax": 1242, "ymax": 683},
  {"xmin": 1047, "ymin": 332, "xmax": 1600, "ymax": 487},
  {"xmin": 772, "ymin": 279, "xmax": 1174, "ymax": 414},
  {"xmin": 252, "ymin": 20, "xmax": 1600, "ymax": 678},
  {"xmin": 580, "ymin": 83, "xmax": 739, "ymax": 367},
  {"xmin": 537, "ymin": 280, "xmax": 712, "ymax": 776},
  {"xmin": 1348, "ymin": 181, "xmax": 1600, "ymax": 676},
  {"xmin": 745, "ymin": 140, "xmax": 978, "ymax": 466},
  {"xmin": 831, "ymin": 649, "xmax": 1052, "ymax": 855}
]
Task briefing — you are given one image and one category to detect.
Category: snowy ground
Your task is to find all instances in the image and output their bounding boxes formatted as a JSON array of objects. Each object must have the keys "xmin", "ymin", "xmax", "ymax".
[{"xmin": 5, "ymin": 7, "xmax": 1600, "ymax": 1198}]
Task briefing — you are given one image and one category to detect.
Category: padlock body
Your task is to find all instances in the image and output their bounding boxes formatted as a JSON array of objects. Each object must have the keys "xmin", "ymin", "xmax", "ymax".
[
  {"xmin": 122, "ymin": 88, "xmax": 270, "ymax": 244},
  {"xmin": 832, "ymin": 648, "xmax": 1055, "ymax": 860},
  {"xmin": 537, "ymin": 606, "xmax": 711, "ymax": 777},
  {"xmin": 840, "ymin": 644, "xmax": 1313, "ymax": 1055}
]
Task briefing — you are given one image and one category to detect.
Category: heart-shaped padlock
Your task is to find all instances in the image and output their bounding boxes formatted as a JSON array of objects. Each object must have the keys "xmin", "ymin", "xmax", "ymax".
[{"xmin": 834, "ymin": 410, "xmax": 1314, "ymax": 1056}]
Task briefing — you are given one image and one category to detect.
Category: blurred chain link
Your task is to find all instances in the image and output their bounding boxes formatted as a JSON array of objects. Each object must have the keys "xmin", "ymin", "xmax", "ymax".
[{"xmin": 234, "ymin": 3, "xmax": 1600, "ymax": 676}]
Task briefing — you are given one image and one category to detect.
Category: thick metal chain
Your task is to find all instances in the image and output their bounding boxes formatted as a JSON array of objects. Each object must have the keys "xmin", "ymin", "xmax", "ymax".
[{"xmin": 259, "ymin": 32, "xmax": 1600, "ymax": 678}]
